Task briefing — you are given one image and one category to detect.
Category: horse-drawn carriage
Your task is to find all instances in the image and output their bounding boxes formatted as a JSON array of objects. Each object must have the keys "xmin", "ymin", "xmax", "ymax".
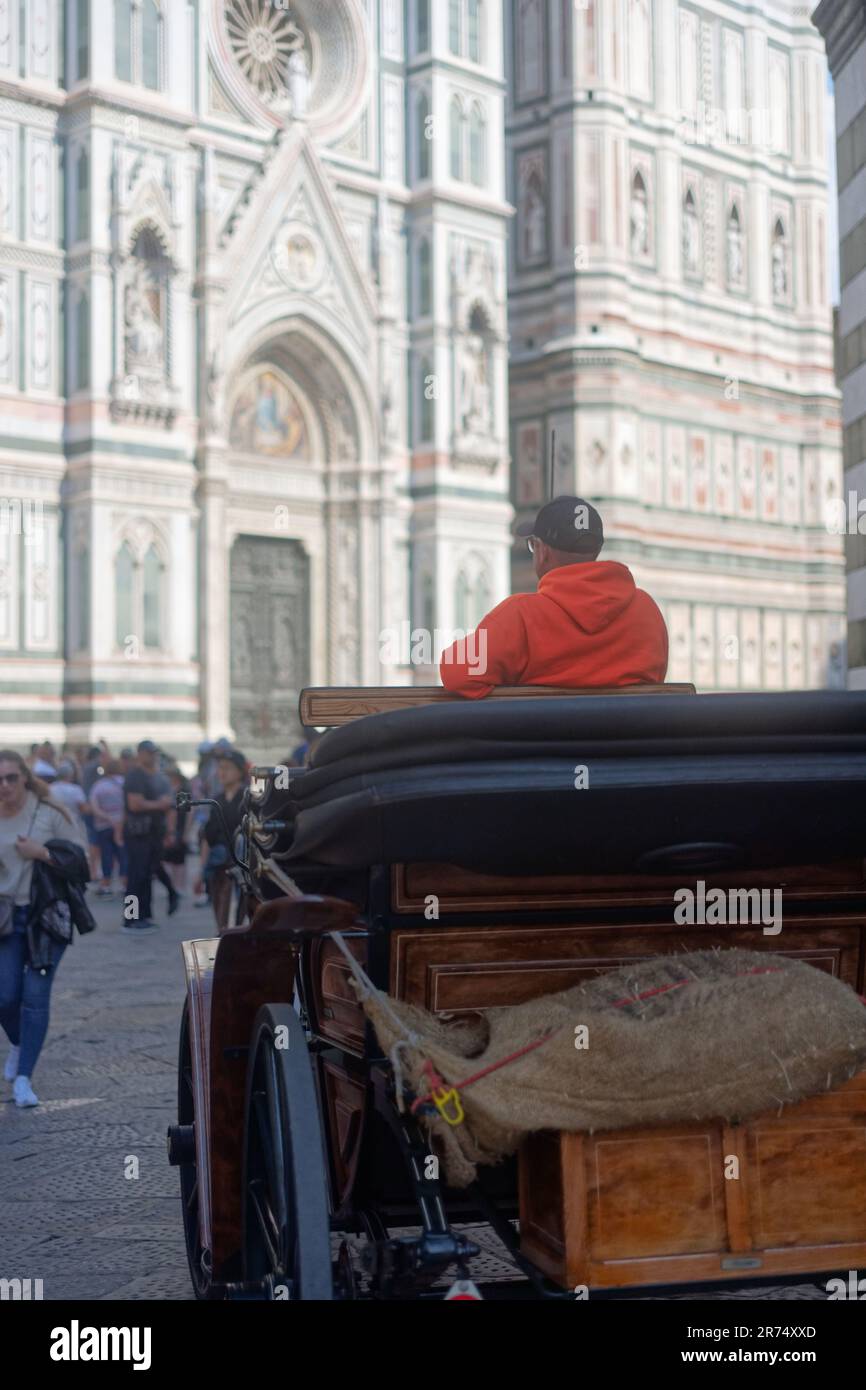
[{"xmin": 168, "ymin": 684, "xmax": 866, "ymax": 1300}]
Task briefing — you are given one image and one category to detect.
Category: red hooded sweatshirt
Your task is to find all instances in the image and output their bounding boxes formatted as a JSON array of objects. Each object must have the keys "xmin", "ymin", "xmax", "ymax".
[{"xmin": 439, "ymin": 561, "xmax": 668, "ymax": 698}]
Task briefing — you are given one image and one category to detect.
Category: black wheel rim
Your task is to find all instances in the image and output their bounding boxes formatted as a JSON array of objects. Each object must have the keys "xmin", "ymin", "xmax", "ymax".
[
  {"xmin": 245, "ymin": 1036, "xmax": 297, "ymax": 1289},
  {"xmin": 177, "ymin": 1001, "xmax": 212, "ymax": 1299},
  {"xmin": 242, "ymin": 1004, "xmax": 333, "ymax": 1300}
]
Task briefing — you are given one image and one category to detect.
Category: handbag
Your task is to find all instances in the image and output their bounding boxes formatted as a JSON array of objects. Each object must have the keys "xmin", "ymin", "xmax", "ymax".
[{"xmin": 0, "ymin": 802, "xmax": 39, "ymax": 938}]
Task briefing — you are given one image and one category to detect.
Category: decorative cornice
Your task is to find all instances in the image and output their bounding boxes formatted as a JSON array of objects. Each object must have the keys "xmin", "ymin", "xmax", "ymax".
[
  {"xmin": 0, "ymin": 243, "xmax": 65, "ymax": 273},
  {"xmin": 0, "ymin": 78, "xmax": 63, "ymax": 115},
  {"xmin": 66, "ymin": 250, "xmax": 113, "ymax": 275},
  {"xmin": 812, "ymin": 0, "xmax": 866, "ymax": 75},
  {"xmin": 62, "ymin": 85, "xmax": 197, "ymax": 132},
  {"xmin": 108, "ymin": 407, "xmax": 178, "ymax": 429}
]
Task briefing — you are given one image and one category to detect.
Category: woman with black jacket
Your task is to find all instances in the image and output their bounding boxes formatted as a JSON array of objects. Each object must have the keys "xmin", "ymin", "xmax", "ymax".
[{"xmin": 0, "ymin": 750, "xmax": 92, "ymax": 1108}]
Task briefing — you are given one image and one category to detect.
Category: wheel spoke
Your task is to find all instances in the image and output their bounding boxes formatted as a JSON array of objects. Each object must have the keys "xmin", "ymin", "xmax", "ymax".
[
  {"xmin": 251, "ymin": 1087, "xmax": 281, "ymax": 1220},
  {"xmin": 248, "ymin": 1179, "xmax": 282, "ymax": 1274},
  {"xmin": 263, "ymin": 1043, "xmax": 290, "ymax": 1270}
]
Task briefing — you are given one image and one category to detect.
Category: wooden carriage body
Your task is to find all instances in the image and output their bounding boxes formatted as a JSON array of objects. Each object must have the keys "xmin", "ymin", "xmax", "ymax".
[{"xmin": 172, "ymin": 685, "xmax": 866, "ymax": 1300}]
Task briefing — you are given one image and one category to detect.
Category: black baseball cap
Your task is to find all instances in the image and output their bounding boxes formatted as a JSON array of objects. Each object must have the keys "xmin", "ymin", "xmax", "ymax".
[
  {"xmin": 137, "ymin": 739, "xmax": 159, "ymax": 754},
  {"xmin": 516, "ymin": 496, "xmax": 604, "ymax": 554},
  {"xmin": 215, "ymin": 746, "xmax": 247, "ymax": 774}
]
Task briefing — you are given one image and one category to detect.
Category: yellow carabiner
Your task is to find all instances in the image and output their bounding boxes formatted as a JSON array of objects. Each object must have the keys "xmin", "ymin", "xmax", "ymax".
[{"xmin": 432, "ymin": 1085, "xmax": 464, "ymax": 1127}]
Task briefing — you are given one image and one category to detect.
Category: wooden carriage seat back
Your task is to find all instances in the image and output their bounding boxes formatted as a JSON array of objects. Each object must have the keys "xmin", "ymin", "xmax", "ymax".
[{"xmin": 300, "ymin": 682, "xmax": 696, "ymax": 728}]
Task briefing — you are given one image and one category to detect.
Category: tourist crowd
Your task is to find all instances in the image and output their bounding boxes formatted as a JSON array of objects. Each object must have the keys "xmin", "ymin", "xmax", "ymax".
[
  {"xmin": 21, "ymin": 737, "xmax": 257, "ymax": 934},
  {"xmin": 2, "ymin": 733, "xmax": 318, "ymax": 1106}
]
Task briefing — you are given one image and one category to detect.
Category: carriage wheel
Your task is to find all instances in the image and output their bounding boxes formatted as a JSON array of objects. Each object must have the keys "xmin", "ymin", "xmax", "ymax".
[
  {"xmin": 241, "ymin": 1003, "xmax": 333, "ymax": 1300},
  {"xmin": 171, "ymin": 999, "xmax": 214, "ymax": 1300}
]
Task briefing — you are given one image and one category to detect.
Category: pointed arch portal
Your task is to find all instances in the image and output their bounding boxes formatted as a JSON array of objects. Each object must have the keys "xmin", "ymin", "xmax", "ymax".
[{"xmin": 214, "ymin": 318, "xmax": 369, "ymax": 754}]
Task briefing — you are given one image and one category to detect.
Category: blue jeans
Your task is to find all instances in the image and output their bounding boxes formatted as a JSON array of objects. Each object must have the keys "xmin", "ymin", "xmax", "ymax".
[
  {"xmin": 96, "ymin": 825, "xmax": 127, "ymax": 880},
  {"xmin": 0, "ymin": 905, "xmax": 66, "ymax": 1078}
]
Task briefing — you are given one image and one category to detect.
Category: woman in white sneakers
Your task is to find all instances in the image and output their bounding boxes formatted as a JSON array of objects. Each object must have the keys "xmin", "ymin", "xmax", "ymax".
[{"xmin": 0, "ymin": 750, "xmax": 88, "ymax": 1107}]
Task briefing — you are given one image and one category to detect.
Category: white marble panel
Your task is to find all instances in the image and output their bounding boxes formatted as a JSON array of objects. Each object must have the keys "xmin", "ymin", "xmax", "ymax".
[
  {"xmin": 0, "ymin": 521, "xmax": 17, "ymax": 647},
  {"xmin": 0, "ymin": 0, "xmax": 15, "ymax": 73},
  {"xmin": 784, "ymin": 612, "xmax": 805, "ymax": 690},
  {"xmin": 740, "ymin": 610, "xmax": 761, "ymax": 688},
  {"xmin": 714, "ymin": 433, "xmax": 734, "ymax": 515},
  {"xmin": 694, "ymin": 605, "xmax": 715, "ymax": 688},
  {"xmin": 716, "ymin": 607, "xmax": 740, "ymax": 688},
  {"xmin": 28, "ymin": 0, "xmax": 52, "ymax": 79},
  {"xmin": 762, "ymin": 610, "xmax": 784, "ymax": 690},
  {"xmin": 24, "ymin": 507, "xmax": 56, "ymax": 650},
  {"xmin": 0, "ymin": 124, "xmax": 13, "ymax": 232},
  {"xmin": 28, "ymin": 132, "xmax": 52, "ymax": 241},
  {"xmin": 667, "ymin": 602, "xmax": 692, "ymax": 684},
  {"xmin": 28, "ymin": 280, "xmax": 52, "ymax": 390},
  {"xmin": 781, "ymin": 446, "xmax": 800, "ymax": 526},
  {"xmin": 665, "ymin": 424, "xmax": 686, "ymax": 508},
  {"xmin": 736, "ymin": 437, "xmax": 756, "ymax": 518},
  {"xmin": 759, "ymin": 443, "xmax": 779, "ymax": 523},
  {"xmin": 641, "ymin": 419, "xmax": 663, "ymax": 506},
  {"xmin": 0, "ymin": 274, "xmax": 12, "ymax": 384}
]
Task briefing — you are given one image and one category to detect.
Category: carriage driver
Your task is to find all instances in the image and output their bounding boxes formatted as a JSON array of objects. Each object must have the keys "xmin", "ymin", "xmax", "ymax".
[{"xmin": 439, "ymin": 496, "xmax": 669, "ymax": 698}]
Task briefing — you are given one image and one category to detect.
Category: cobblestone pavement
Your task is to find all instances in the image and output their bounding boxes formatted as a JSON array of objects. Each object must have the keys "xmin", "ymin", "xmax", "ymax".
[
  {"xmin": 0, "ymin": 884, "xmax": 198, "ymax": 1301},
  {"xmin": 0, "ymin": 886, "xmax": 829, "ymax": 1302}
]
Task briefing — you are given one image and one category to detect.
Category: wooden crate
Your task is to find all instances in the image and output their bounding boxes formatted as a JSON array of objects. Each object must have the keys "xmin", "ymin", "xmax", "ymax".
[{"xmin": 518, "ymin": 1068, "xmax": 866, "ymax": 1291}]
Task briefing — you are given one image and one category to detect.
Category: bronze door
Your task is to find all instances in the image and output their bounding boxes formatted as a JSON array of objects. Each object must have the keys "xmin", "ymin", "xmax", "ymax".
[{"xmin": 229, "ymin": 536, "xmax": 310, "ymax": 759}]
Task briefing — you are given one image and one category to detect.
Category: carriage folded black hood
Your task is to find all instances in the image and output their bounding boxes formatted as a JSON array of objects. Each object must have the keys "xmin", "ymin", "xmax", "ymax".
[{"xmin": 277, "ymin": 692, "xmax": 866, "ymax": 876}]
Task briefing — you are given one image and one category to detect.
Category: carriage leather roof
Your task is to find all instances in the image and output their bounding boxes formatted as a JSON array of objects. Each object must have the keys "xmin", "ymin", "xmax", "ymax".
[{"xmin": 280, "ymin": 691, "xmax": 866, "ymax": 874}]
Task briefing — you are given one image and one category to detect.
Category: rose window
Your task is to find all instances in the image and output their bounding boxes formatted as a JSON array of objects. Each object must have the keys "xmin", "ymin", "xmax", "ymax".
[
  {"xmin": 215, "ymin": 0, "xmax": 368, "ymax": 139},
  {"xmin": 225, "ymin": 0, "xmax": 308, "ymax": 110}
]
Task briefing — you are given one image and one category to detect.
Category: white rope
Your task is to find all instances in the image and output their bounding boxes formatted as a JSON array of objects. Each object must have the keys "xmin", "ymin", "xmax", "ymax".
[{"xmin": 328, "ymin": 930, "xmax": 423, "ymax": 1112}]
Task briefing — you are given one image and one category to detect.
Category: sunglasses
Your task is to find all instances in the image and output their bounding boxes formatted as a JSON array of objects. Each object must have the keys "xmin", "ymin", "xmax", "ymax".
[
  {"xmin": 0, "ymin": 772, "xmax": 21, "ymax": 786},
  {"xmin": 526, "ymin": 538, "xmax": 536, "ymax": 554}
]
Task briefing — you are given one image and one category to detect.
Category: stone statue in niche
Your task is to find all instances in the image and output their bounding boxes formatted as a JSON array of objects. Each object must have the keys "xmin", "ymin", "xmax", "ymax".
[
  {"xmin": 630, "ymin": 181, "xmax": 649, "ymax": 258},
  {"xmin": 683, "ymin": 195, "xmax": 700, "ymax": 274},
  {"xmin": 772, "ymin": 234, "xmax": 788, "ymax": 298},
  {"xmin": 523, "ymin": 178, "xmax": 546, "ymax": 260},
  {"xmin": 727, "ymin": 212, "xmax": 744, "ymax": 285},
  {"xmin": 461, "ymin": 335, "xmax": 491, "ymax": 436},
  {"xmin": 125, "ymin": 262, "xmax": 162, "ymax": 369}
]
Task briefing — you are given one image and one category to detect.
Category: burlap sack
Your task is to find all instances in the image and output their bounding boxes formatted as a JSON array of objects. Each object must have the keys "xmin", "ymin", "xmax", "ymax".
[{"xmin": 360, "ymin": 949, "xmax": 866, "ymax": 1188}]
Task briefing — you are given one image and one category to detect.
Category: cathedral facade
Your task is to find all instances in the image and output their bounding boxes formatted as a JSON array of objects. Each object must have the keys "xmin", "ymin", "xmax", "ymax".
[
  {"xmin": 0, "ymin": 1, "xmax": 847, "ymax": 763},
  {"xmin": 0, "ymin": 0, "xmax": 512, "ymax": 761},
  {"xmin": 507, "ymin": 0, "xmax": 846, "ymax": 691}
]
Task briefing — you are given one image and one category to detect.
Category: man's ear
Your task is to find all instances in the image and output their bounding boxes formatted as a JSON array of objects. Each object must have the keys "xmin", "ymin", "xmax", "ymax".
[{"xmin": 533, "ymin": 539, "xmax": 552, "ymax": 574}]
